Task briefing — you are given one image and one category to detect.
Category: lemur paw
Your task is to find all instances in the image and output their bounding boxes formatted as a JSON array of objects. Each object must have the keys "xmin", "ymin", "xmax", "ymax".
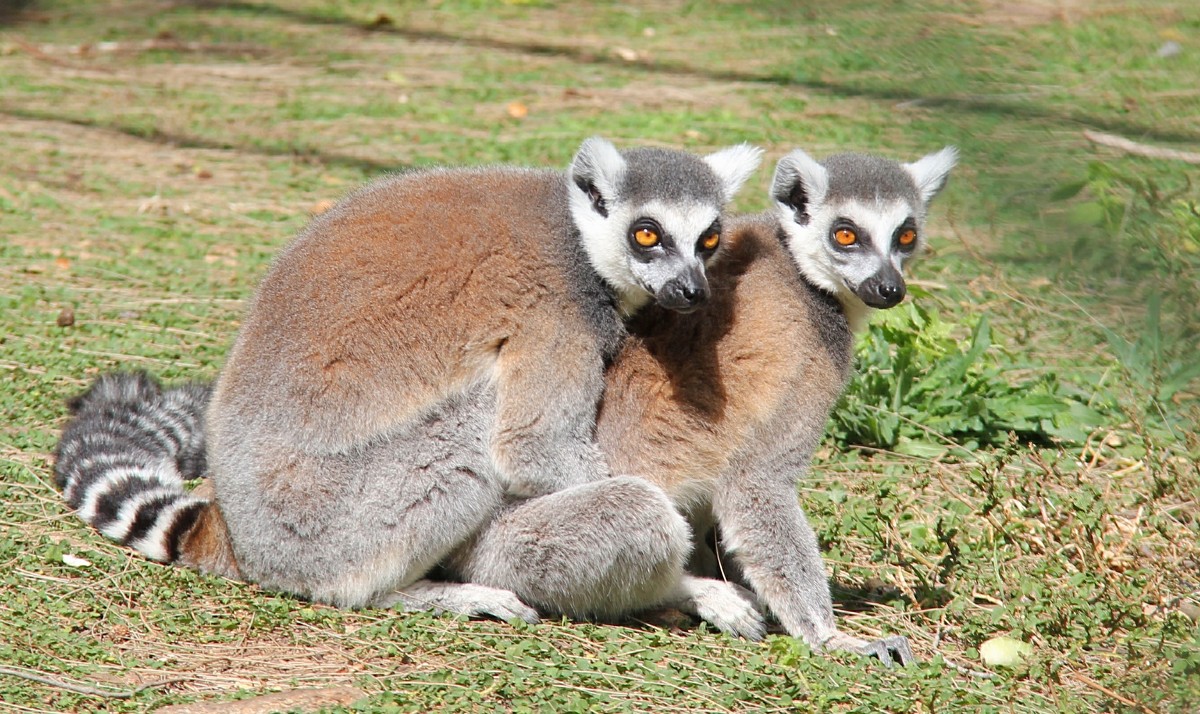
[
  {"xmin": 384, "ymin": 582, "xmax": 541, "ymax": 625},
  {"xmin": 678, "ymin": 576, "xmax": 766, "ymax": 641},
  {"xmin": 469, "ymin": 588, "xmax": 542, "ymax": 625},
  {"xmin": 822, "ymin": 631, "xmax": 917, "ymax": 666},
  {"xmin": 859, "ymin": 635, "xmax": 916, "ymax": 666}
]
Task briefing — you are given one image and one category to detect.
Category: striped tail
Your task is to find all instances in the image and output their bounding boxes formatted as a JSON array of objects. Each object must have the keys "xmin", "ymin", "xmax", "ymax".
[{"xmin": 54, "ymin": 371, "xmax": 213, "ymax": 563}]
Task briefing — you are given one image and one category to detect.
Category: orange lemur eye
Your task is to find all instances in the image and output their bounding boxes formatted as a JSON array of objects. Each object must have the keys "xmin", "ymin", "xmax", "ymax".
[
  {"xmin": 834, "ymin": 228, "xmax": 857, "ymax": 246},
  {"xmin": 701, "ymin": 232, "xmax": 720, "ymax": 251},
  {"xmin": 634, "ymin": 228, "xmax": 660, "ymax": 247},
  {"xmin": 898, "ymin": 229, "xmax": 917, "ymax": 246}
]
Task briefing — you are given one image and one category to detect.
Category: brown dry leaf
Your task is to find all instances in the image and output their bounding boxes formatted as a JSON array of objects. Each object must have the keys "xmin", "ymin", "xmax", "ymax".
[
  {"xmin": 506, "ymin": 100, "xmax": 529, "ymax": 119},
  {"xmin": 310, "ymin": 199, "xmax": 336, "ymax": 215},
  {"xmin": 54, "ymin": 256, "xmax": 71, "ymax": 270}
]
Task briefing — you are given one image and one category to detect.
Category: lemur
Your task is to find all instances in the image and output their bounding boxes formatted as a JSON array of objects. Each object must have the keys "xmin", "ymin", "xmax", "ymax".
[
  {"xmin": 445, "ymin": 147, "xmax": 957, "ymax": 665},
  {"xmin": 54, "ymin": 137, "xmax": 762, "ymax": 618},
  {"xmin": 54, "ymin": 146, "xmax": 955, "ymax": 666}
]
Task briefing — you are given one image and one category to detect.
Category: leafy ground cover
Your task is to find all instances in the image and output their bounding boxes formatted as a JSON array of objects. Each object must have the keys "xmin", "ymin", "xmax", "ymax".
[{"xmin": 1, "ymin": 1, "xmax": 1197, "ymax": 711}]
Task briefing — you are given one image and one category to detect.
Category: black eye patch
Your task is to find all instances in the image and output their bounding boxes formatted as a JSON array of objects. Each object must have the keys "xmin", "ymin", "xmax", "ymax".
[{"xmin": 576, "ymin": 178, "xmax": 608, "ymax": 217}]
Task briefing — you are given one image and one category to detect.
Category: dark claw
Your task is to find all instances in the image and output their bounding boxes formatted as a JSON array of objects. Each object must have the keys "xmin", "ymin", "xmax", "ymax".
[{"xmin": 858, "ymin": 635, "xmax": 917, "ymax": 666}]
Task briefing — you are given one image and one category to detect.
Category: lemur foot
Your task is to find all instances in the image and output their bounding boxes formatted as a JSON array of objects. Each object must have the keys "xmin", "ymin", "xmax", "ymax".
[
  {"xmin": 822, "ymin": 631, "xmax": 916, "ymax": 666},
  {"xmin": 669, "ymin": 575, "xmax": 766, "ymax": 640},
  {"xmin": 382, "ymin": 580, "xmax": 541, "ymax": 624}
]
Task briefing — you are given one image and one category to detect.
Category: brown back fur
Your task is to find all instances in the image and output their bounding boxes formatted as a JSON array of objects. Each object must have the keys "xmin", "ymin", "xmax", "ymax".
[
  {"xmin": 214, "ymin": 168, "xmax": 619, "ymax": 456},
  {"xmin": 596, "ymin": 214, "xmax": 852, "ymax": 509}
]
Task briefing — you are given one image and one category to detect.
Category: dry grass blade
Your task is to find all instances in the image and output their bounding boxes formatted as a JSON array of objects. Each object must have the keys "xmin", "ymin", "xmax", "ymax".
[
  {"xmin": 1084, "ymin": 130, "xmax": 1200, "ymax": 165},
  {"xmin": 0, "ymin": 665, "xmax": 182, "ymax": 700}
]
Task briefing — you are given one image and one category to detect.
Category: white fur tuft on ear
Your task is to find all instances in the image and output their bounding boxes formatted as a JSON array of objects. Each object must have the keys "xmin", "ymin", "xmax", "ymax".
[
  {"xmin": 904, "ymin": 146, "xmax": 958, "ymax": 204},
  {"xmin": 568, "ymin": 136, "xmax": 627, "ymax": 202},
  {"xmin": 772, "ymin": 148, "xmax": 829, "ymax": 220},
  {"xmin": 703, "ymin": 143, "xmax": 763, "ymax": 203}
]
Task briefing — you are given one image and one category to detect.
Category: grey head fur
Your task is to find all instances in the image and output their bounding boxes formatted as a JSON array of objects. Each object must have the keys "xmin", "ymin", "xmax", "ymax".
[
  {"xmin": 569, "ymin": 137, "xmax": 762, "ymax": 316},
  {"xmin": 822, "ymin": 153, "xmax": 924, "ymax": 213},
  {"xmin": 772, "ymin": 146, "xmax": 957, "ymax": 329}
]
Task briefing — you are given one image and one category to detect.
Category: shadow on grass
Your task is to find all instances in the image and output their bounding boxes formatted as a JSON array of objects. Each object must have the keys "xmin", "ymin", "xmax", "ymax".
[
  {"xmin": 198, "ymin": 0, "xmax": 1200, "ymax": 146},
  {"xmin": 0, "ymin": 0, "xmax": 36, "ymax": 26},
  {"xmin": 7, "ymin": 0, "xmax": 1195, "ymax": 190},
  {"xmin": 829, "ymin": 579, "xmax": 933, "ymax": 614},
  {"xmin": 0, "ymin": 105, "xmax": 405, "ymax": 175}
]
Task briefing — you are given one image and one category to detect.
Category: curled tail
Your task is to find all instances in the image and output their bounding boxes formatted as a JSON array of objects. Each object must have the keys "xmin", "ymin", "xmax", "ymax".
[{"xmin": 54, "ymin": 371, "xmax": 235, "ymax": 575}]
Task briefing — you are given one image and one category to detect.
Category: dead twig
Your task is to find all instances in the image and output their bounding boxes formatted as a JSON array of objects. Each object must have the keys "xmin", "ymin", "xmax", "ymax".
[
  {"xmin": 7, "ymin": 38, "xmax": 93, "ymax": 70},
  {"xmin": 1068, "ymin": 672, "xmax": 1160, "ymax": 714},
  {"xmin": 1084, "ymin": 130, "xmax": 1200, "ymax": 165},
  {"xmin": 0, "ymin": 664, "xmax": 184, "ymax": 699},
  {"xmin": 14, "ymin": 39, "xmax": 269, "ymax": 58}
]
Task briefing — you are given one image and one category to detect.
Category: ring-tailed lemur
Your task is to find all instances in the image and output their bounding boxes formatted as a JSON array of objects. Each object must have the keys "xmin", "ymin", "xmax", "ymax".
[
  {"xmin": 54, "ymin": 146, "xmax": 955, "ymax": 667},
  {"xmin": 54, "ymin": 137, "xmax": 762, "ymax": 617},
  {"xmin": 447, "ymin": 147, "xmax": 957, "ymax": 665}
]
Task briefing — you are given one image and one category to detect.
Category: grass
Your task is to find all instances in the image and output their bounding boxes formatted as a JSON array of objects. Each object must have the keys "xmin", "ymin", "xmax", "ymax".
[{"xmin": 1, "ymin": 0, "xmax": 1197, "ymax": 711}]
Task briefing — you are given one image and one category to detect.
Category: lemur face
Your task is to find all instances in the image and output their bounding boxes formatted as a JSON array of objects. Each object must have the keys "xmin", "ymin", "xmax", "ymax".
[
  {"xmin": 808, "ymin": 196, "xmax": 919, "ymax": 309},
  {"xmin": 771, "ymin": 147, "xmax": 956, "ymax": 316},
  {"xmin": 619, "ymin": 202, "xmax": 722, "ymax": 313},
  {"xmin": 568, "ymin": 138, "xmax": 762, "ymax": 316}
]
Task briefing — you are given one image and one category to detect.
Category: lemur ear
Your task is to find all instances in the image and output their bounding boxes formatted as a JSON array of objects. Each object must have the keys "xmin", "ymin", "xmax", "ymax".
[
  {"xmin": 703, "ymin": 144, "xmax": 763, "ymax": 204},
  {"xmin": 569, "ymin": 137, "xmax": 627, "ymax": 217},
  {"xmin": 772, "ymin": 149, "xmax": 828, "ymax": 226},
  {"xmin": 904, "ymin": 146, "xmax": 958, "ymax": 205}
]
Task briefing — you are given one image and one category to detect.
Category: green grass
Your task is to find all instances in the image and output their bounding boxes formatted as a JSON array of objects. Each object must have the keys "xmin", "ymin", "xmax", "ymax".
[{"xmin": 1, "ymin": 0, "xmax": 1198, "ymax": 711}]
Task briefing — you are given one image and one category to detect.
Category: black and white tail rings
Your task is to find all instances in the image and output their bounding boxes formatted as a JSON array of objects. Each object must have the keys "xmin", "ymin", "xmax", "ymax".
[{"xmin": 54, "ymin": 372, "xmax": 212, "ymax": 562}]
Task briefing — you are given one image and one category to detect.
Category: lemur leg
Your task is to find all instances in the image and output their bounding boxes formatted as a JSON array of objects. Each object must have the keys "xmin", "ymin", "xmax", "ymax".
[
  {"xmin": 215, "ymin": 389, "xmax": 538, "ymax": 619},
  {"xmin": 447, "ymin": 477, "xmax": 688, "ymax": 619},
  {"xmin": 713, "ymin": 451, "xmax": 916, "ymax": 665},
  {"xmin": 447, "ymin": 477, "xmax": 764, "ymax": 638}
]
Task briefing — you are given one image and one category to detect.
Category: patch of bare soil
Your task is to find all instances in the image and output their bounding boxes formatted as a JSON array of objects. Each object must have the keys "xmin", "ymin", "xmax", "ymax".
[{"xmin": 155, "ymin": 686, "xmax": 367, "ymax": 714}]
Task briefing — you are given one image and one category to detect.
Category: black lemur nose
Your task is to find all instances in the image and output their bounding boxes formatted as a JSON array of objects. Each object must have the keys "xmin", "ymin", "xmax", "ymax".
[{"xmin": 878, "ymin": 282, "xmax": 904, "ymax": 304}]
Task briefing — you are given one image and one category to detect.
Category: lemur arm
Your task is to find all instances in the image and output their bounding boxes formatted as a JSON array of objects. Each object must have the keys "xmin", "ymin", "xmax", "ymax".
[
  {"xmin": 489, "ymin": 326, "xmax": 612, "ymax": 498},
  {"xmin": 712, "ymin": 445, "xmax": 915, "ymax": 665}
]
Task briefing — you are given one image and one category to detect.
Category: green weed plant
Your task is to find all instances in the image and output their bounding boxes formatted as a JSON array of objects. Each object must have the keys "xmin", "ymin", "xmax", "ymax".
[{"xmin": 832, "ymin": 300, "xmax": 1112, "ymax": 456}]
